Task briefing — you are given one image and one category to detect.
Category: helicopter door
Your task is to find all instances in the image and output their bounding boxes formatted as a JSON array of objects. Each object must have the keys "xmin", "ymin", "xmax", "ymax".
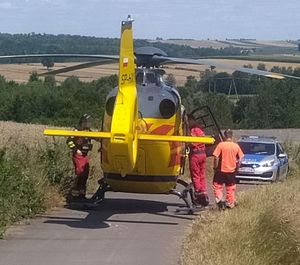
[{"xmin": 189, "ymin": 106, "xmax": 224, "ymax": 157}]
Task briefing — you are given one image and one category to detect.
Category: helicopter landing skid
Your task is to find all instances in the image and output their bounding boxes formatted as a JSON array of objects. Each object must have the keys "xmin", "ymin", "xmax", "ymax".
[
  {"xmin": 170, "ymin": 179, "xmax": 199, "ymax": 214},
  {"xmin": 84, "ymin": 180, "xmax": 111, "ymax": 208}
]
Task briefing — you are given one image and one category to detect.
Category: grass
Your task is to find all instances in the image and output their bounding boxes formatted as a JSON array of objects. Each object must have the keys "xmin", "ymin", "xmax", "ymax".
[
  {"xmin": 181, "ymin": 143, "xmax": 300, "ymax": 265},
  {"xmin": 0, "ymin": 121, "xmax": 102, "ymax": 238}
]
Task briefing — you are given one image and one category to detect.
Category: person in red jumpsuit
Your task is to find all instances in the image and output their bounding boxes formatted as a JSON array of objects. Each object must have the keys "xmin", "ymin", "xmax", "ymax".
[
  {"xmin": 187, "ymin": 114, "xmax": 209, "ymax": 207},
  {"xmin": 66, "ymin": 114, "xmax": 93, "ymax": 201}
]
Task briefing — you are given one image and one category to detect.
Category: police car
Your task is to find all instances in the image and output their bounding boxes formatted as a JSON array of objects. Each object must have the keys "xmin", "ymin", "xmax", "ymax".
[{"xmin": 236, "ymin": 136, "xmax": 289, "ymax": 182}]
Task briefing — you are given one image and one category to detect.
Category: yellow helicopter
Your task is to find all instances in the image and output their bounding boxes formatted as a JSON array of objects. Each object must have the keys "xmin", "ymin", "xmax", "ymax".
[
  {"xmin": 42, "ymin": 18, "xmax": 219, "ymax": 212},
  {"xmin": 1, "ymin": 16, "xmax": 299, "ymax": 213}
]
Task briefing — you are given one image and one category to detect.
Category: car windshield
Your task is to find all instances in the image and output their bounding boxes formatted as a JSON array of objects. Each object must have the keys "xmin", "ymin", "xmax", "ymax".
[{"xmin": 238, "ymin": 142, "xmax": 275, "ymax": 155}]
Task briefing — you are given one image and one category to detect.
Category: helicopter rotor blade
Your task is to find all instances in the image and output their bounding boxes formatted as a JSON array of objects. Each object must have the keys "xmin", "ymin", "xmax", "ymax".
[
  {"xmin": 38, "ymin": 59, "xmax": 116, "ymax": 76},
  {"xmin": 155, "ymin": 55, "xmax": 300, "ymax": 80},
  {"xmin": 0, "ymin": 54, "xmax": 119, "ymax": 60}
]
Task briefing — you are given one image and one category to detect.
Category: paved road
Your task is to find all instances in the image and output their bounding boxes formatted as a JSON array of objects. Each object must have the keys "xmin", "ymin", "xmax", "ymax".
[
  {"xmin": 0, "ymin": 192, "xmax": 197, "ymax": 265},
  {"xmin": 0, "ymin": 183, "xmax": 255, "ymax": 265}
]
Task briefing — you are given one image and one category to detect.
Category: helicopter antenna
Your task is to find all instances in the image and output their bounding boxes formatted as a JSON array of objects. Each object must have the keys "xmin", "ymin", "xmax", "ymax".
[{"xmin": 127, "ymin": 14, "xmax": 134, "ymax": 22}]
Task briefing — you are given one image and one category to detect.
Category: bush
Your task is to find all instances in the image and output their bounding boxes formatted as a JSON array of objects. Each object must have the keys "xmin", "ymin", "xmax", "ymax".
[
  {"xmin": 38, "ymin": 139, "xmax": 73, "ymax": 195},
  {"xmin": 0, "ymin": 148, "xmax": 44, "ymax": 238}
]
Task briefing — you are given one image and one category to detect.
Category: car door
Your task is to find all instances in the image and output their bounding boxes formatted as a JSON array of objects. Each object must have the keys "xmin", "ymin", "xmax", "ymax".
[
  {"xmin": 189, "ymin": 106, "xmax": 224, "ymax": 157},
  {"xmin": 276, "ymin": 143, "xmax": 289, "ymax": 179}
]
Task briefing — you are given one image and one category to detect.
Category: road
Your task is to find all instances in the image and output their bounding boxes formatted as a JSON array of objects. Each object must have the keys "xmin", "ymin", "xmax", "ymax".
[
  {"xmin": 0, "ymin": 192, "xmax": 196, "ymax": 265},
  {"xmin": 0, "ymin": 184, "xmax": 254, "ymax": 265}
]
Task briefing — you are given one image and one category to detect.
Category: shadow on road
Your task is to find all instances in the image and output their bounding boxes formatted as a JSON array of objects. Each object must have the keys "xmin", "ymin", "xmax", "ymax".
[{"xmin": 42, "ymin": 197, "xmax": 194, "ymax": 230}]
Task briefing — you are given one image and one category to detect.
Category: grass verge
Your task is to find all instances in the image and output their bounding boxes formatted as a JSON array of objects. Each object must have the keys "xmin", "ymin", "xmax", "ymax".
[
  {"xmin": 0, "ymin": 121, "xmax": 102, "ymax": 238},
  {"xmin": 181, "ymin": 144, "xmax": 300, "ymax": 265}
]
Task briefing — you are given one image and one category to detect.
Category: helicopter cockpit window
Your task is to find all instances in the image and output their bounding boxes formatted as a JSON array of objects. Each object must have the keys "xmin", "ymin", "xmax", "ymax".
[
  {"xmin": 146, "ymin": 73, "xmax": 156, "ymax": 84},
  {"xmin": 136, "ymin": 72, "xmax": 143, "ymax": 84}
]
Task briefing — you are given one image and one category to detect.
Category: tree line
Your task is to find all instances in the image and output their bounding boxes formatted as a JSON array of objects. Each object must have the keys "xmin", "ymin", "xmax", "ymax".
[
  {"xmin": 0, "ymin": 32, "xmax": 244, "ymax": 63},
  {"xmin": 0, "ymin": 71, "xmax": 299, "ymax": 129},
  {"xmin": 176, "ymin": 66, "xmax": 300, "ymax": 128}
]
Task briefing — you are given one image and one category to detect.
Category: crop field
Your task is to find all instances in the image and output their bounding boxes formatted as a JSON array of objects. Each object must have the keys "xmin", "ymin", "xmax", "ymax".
[
  {"xmin": 156, "ymin": 39, "xmax": 297, "ymax": 49},
  {"xmin": 234, "ymin": 129, "xmax": 300, "ymax": 143},
  {"xmin": 1, "ymin": 58, "xmax": 300, "ymax": 86}
]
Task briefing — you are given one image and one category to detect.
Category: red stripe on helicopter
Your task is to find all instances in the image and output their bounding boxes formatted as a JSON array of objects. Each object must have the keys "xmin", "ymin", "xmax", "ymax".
[
  {"xmin": 170, "ymin": 141, "xmax": 181, "ymax": 149},
  {"xmin": 168, "ymin": 141, "xmax": 182, "ymax": 167},
  {"xmin": 150, "ymin": 125, "xmax": 174, "ymax": 135},
  {"xmin": 168, "ymin": 152, "xmax": 181, "ymax": 167},
  {"xmin": 168, "ymin": 144, "xmax": 182, "ymax": 167},
  {"xmin": 147, "ymin": 124, "xmax": 181, "ymax": 167}
]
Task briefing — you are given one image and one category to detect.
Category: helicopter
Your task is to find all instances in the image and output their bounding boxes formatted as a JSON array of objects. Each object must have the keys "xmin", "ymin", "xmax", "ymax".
[
  {"xmin": 1, "ymin": 16, "xmax": 299, "ymax": 213},
  {"xmin": 42, "ymin": 18, "xmax": 219, "ymax": 213}
]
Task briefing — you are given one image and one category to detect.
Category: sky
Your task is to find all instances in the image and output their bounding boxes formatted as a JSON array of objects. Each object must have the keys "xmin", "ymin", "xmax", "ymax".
[{"xmin": 0, "ymin": 0, "xmax": 299, "ymax": 40}]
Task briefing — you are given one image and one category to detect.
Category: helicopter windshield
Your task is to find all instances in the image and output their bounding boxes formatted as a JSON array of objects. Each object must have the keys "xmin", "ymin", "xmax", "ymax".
[{"xmin": 136, "ymin": 70, "xmax": 158, "ymax": 85}]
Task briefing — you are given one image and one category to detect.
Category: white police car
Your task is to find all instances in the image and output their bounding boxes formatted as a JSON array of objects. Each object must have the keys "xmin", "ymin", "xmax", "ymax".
[{"xmin": 236, "ymin": 136, "xmax": 289, "ymax": 182}]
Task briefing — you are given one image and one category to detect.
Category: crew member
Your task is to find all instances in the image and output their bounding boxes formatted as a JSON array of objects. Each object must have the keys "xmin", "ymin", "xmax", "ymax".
[
  {"xmin": 188, "ymin": 114, "xmax": 209, "ymax": 207},
  {"xmin": 67, "ymin": 114, "xmax": 93, "ymax": 201},
  {"xmin": 212, "ymin": 129, "xmax": 244, "ymax": 209}
]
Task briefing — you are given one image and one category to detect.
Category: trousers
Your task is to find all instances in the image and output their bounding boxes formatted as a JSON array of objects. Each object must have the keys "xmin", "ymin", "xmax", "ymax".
[
  {"xmin": 189, "ymin": 152, "xmax": 207, "ymax": 193},
  {"xmin": 213, "ymin": 171, "xmax": 236, "ymax": 206},
  {"xmin": 72, "ymin": 153, "xmax": 90, "ymax": 196}
]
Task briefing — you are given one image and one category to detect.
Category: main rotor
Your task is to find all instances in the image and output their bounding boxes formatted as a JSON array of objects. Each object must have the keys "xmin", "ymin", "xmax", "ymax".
[{"xmin": 135, "ymin": 46, "xmax": 168, "ymax": 68}]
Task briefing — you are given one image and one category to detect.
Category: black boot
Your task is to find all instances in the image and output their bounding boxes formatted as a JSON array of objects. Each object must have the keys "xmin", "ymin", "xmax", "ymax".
[
  {"xmin": 217, "ymin": 200, "xmax": 226, "ymax": 210},
  {"xmin": 194, "ymin": 192, "xmax": 209, "ymax": 207}
]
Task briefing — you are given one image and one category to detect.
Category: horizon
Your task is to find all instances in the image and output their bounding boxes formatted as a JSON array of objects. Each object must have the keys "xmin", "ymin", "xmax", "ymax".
[
  {"xmin": 0, "ymin": 1, "xmax": 299, "ymax": 40},
  {"xmin": 0, "ymin": 31, "xmax": 298, "ymax": 42}
]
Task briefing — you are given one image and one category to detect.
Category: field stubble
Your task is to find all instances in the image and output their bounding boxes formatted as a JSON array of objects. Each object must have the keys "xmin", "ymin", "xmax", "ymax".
[
  {"xmin": 1, "ymin": 60, "xmax": 300, "ymax": 86},
  {"xmin": 181, "ymin": 142, "xmax": 300, "ymax": 265}
]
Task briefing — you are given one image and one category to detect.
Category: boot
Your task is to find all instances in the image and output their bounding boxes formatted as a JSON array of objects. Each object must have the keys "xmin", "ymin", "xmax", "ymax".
[
  {"xmin": 194, "ymin": 192, "xmax": 209, "ymax": 207},
  {"xmin": 217, "ymin": 200, "xmax": 226, "ymax": 210}
]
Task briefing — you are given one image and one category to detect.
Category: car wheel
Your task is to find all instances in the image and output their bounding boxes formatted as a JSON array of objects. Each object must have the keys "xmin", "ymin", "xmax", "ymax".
[
  {"xmin": 272, "ymin": 169, "xmax": 280, "ymax": 183},
  {"xmin": 282, "ymin": 166, "xmax": 289, "ymax": 181}
]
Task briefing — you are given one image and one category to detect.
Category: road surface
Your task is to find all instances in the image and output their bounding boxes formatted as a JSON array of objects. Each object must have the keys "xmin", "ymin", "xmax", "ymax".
[
  {"xmin": 0, "ymin": 192, "xmax": 197, "ymax": 265},
  {"xmin": 0, "ymin": 184, "xmax": 254, "ymax": 265}
]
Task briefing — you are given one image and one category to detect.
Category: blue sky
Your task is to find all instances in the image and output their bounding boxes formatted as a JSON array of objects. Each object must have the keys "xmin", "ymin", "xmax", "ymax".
[{"xmin": 0, "ymin": 0, "xmax": 299, "ymax": 40}]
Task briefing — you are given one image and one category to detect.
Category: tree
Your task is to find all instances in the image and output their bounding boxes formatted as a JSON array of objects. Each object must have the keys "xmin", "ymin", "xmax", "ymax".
[
  {"xmin": 257, "ymin": 63, "xmax": 266, "ymax": 71},
  {"xmin": 242, "ymin": 80, "xmax": 300, "ymax": 128},
  {"xmin": 165, "ymin": 74, "xmax": 176, "ymax": 86},
  {"xmin": 41, "ymin": 58, "xmax": 54, "ymax": 70},
  {"xmin": 29, "ymin": 71, "xmax": 39, "ymax": 82},
  {"xmin": 44, "ymin": 75, "xmax": 56, "ymax": 87},
  {"xmin": 243, "ymin": 64, "xmax": 253, "ymax": 69}
]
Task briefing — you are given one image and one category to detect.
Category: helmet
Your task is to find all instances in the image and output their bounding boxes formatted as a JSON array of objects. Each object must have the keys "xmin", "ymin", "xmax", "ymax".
[{"xmin": 78, "ymin": 113, "xmax": 92, "ymax": 129}]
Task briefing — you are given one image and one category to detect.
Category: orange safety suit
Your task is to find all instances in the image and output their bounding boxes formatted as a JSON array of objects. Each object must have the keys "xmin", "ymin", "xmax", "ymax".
[{"xmin": 212, "ymin": 140, "xmax": 244, "ymax": 208}]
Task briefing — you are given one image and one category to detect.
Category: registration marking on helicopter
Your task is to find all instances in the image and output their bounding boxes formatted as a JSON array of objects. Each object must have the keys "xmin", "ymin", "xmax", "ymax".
[{"xmin": 121, "ymin": 73, "xmax": 134, "ymax": 85}]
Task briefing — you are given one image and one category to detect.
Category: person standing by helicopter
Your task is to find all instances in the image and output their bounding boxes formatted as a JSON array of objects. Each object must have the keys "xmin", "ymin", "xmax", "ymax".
[
  {"xmin": 187, "ymin": 114, "xmax": 209, "ymax": 207},
  {"xmin": 66, "ymin": 114, "xmax": 94, "ymax": 201},
  {"xmin": 212, "ymin": 129, "xmax": 244, "ymax": 209}
]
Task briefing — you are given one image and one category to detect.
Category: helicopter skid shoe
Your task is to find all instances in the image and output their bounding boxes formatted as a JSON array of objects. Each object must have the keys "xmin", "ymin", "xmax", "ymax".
[
  {"xmin": 176, "ymin": 204, "xmax": 210, "ymax": 214},
  {"xmin": 168, "ymin": 179, "xmax": 194, "ymax": 214},
  {"xmin": 83, "ymin": 182, "xmax": 111, "ymax": 209}
]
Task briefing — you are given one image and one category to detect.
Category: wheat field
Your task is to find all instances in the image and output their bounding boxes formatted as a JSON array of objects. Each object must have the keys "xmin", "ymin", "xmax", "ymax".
[{"xmin": 1, "ymin": 59, "xmax": 300, "ymax": 86}]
